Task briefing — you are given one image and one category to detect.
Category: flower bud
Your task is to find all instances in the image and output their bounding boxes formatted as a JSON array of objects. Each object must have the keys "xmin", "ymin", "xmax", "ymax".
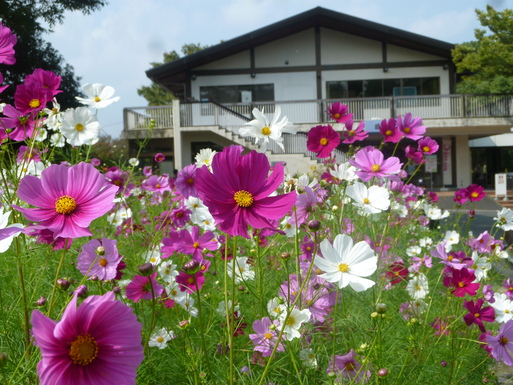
[
  {"xmin": 377, "ymin": 368, "xmax": 389, "ymax": 377},
  {"xmin": 36, "ymin": 296, "xmax": 47, "ymax": 307},
  {"xmin": 280, "ymin": 252, "xmax": 291, "ymax": 260},
  {"xmin": 307, "ymin": 219, "xmax": 321, "ymax": 232},
  {"xmin": 182, "ymin": 259, "xmax": 200, "ymax": 275},
  {"xmin": 376, "ymin": 303, "xmax": 387, "ymax": 314},
  {"xmin": 75, "ymin": 285, "xmax": 88, "ymax": 298},
  {"xmin": 0, "ymin": 353, "xmax": 7, "ymax": 367},
  {"xmin": 138, "ymin": 262, "xmax": 154, "ymax": 276},
  {"xmin": 57, "ymin": 278, "xmax": 70, "ymax": 291},
  {"xmin": 96, "ymin": 246, "xmax": 105, "ymax": 256},
  {"xmin": 178, "ymin": 320, "xmax": 189, "ymax": 329}
]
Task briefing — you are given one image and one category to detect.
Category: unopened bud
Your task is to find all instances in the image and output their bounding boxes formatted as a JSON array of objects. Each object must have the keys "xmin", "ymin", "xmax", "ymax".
[
  {"xmin": 377, "ymin": 368, "xmax": 389, "ymax": 377},
  {"xmin": 36, "ymin": 297, "xmax": 47, "ymax": 307},
  {"xmin": 57, "ymin": 278, "xmax": 70, "ymax": 291},
  {"xmin": 280, "ymin": 252, "xmax": 291, "ymax": 260},
  {"xmin": 307, "ymin": 219, "xmax": 321, "ymax": 232},
  {"xmin": 376, "ymin": 303, "xmax": 387, "ymax": 314},
  {"xmin": 96, "ymin": 246, "xmax": 105, "ymax": 256},
  {"xmin": 182, "ymin": 259, "xmax": 200, "ymax": 275},
  {"xmin": 138, "ymin": 262, "xmax": 154, "ymax": 276},
  {"xmin": 75, "ymin": 285, "xmax": 88, "ymax": 298},
  {"xmin": 178, "ymin": 320, "xmax": 189, "ymax": 329}
]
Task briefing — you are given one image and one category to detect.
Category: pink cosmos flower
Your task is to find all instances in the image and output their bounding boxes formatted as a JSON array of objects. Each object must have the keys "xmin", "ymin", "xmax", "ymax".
[
  {"xmin": 76, "ymin": 237, "xmax": 122, "ymax": 281},
  {"xmin": 14, "ymin": 162, "xmax": 117, "ymax": 239},
  {"xmin": 466, "ymin": 184, "xmax": 486, "ymax": 202},
  {"xmin": 430, "ymin": 317, "xmax": 451, "ymax": 336},
  {"xmin": 195, "ymin": 145, "xmax": 296, "ymax": 238},
  {"xmin": 463, "ymin": 298, "xmax": 495, "ymax": 332},
  {"xmin": 125, "ymin": 272, "xmax": 164, "ymax": 302},
  {"xmin": 405, "ymin": 145, "xmax": 424, "ymax": 165},
  {"xmin": 0, "ymin": 73, "xmax": 8, "ymax": 94},
  {"xmin": 443, "ymin": 267, "xmax": 480, "ymax": 297},
  {"xmin": 342, "ymin": 119, "xmax": 368, "ymax": 144},
  {"xmin": 486, "ymin": 319, "xmax": 513, "ymax": 366},
  {"xmin": 349, "ymin": 146, "xmax": 402, "ymax": 182},
  {"xmin": 31, "ymin": 292, "xmax": 143, "ymax": 385},
  {"xmin": 0, "ymin": 22, "xmax": 17, "ymax": 65},
  {"xmin": 24, "ymin": 68, "xmax": 62, "ymax": 97},
  {"xmin": 1, "ymin": 104, "xmax": 37, "ymax": 141},
  {"xmin": 453, "ymin": 188, "xmax": 469, "ymax": 205},
  {"xmin": 327, "ymin": 102, "xmax": 353, "ymax": 123},
  {"xmin": 154, "ymin": 153, "xmax": 165, "ymax": 163},
  {"xmin": 430, "ymin": 242, "xmax": 467, "ymax": 269},
  {"xmin": 307, "ymin": 124, "xmax": 340, "ymax": 158},
  {"xmin": 17, "ymin": 145, "xmax": 41, "ymax": 164},
  {"xmin": 418, "ymin": 137, "xmax": 439, "ymax": 155},
  {"xmin": 327, "ymin": 349, "xmax": 370, "ymax": 383},
  {"xmin": 14, "ymin": 81, "xmax": 50, "ymax": 115},
  {"xmin": 504, "ymin": 278, "xmax": 513, "ymax": 301},
  {"xmin": 378, "ymin": 118, "xmax": 402, "ymax": 143},
  {"xmin": 397, "ymin": 112, "xmax": 426, "ymax": 140},
  {"xmin": 175, "ymin": 269, "xmax": 205, "ymax": 293},
  {"xmin": 291, "ymin": 186, "xmax": 318, "ymax": 226},
  {"xmin": 175, "ymin": 164, "xmax": 198, "ymax": 198},
  {"xmin": 249, "ymin": 317, "xmax": 284, "ymax": 357},
  {"xmin": 141, "ymin": 175, "xmax": 170, "ymax": 193}
]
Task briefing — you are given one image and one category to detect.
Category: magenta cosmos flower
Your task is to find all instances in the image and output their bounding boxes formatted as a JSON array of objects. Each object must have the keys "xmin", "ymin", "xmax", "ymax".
[
  {"xmin": 417, "ymin": 137, "xmax": 439, "ymax": 155},
  {"xmin": 378, "ymin": 118, "xmax": 402, "ymax": 143},
  {"xmin": 31, "ymin": 292, "xmax": 144, "ymax": 385},
  {"xmin": 466, "ymin": 184, "xmax": 486, "ymax": 202},
  {"xmin": 14, "ymin": 81, "xmax": 51, "ymax": 115},
  {"xmin": 443, "ymin": 267, "xmax": 480, "ymax": 297},
  {"xmin": 327, "ymin": 102, "xmax": 353, "ymax": 123},
  {"xmin": 349, "ymin": 146, "xmax": 402, "ymax": 182},
  {"xmin": 125, "ymin": 272, "xmax": 164, "ymax": 302},
  {"xmin": 0, "ymin": 22, "xmax": 17, "ymax": 65},
  {"xmin": 463, "ymin": 298, "xmax": 495, "ymax": 332},
  {"xmin": 307, "ymin": 124, "xmax": 340, "ymax": 158},
  {"xmin": 342, "ymin": 119, "xmax": 368, "ymax": 144},
  {"xmin": 14, "ymin": 162, "xmax": 118, "ymax": 239},
  {"xmin": 195, "ymin": 145, "xmax": 296, "ymax": 238},
  {"xmin": 1, "ymin": 104, "xmax": 37, "ymax": 141}
]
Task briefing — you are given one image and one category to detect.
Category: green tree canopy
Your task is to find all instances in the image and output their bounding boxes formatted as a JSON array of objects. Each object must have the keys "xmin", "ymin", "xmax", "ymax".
[
  {"xmin": 452, "ymin": 5, "xmax": 513, "ymax": 94},
  {"xmin": 0, "ymin": 0, "xmax": 108, "ymax": 109},
  {"xmin": 138, "ymin": 43, "xmax": 210, "ymax": 106}
]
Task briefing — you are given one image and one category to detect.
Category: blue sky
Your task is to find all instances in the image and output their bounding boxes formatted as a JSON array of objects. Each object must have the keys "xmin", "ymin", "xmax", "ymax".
[{"xmin": 44, "ymin": 0, "xmax": 509, "ymax": 138}]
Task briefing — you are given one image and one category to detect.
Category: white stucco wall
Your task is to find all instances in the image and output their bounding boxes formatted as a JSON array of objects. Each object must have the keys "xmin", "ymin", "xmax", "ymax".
[
  {"xmin": 387, "ymin": 44, "xmax": 447, "ymax": 62},
  {"xmin": 320, "ymin": 28, "xmax": 382, "ymax": 64},
  {"xmin": 255, "ymin": 29, "xmax": 316, "ymax": 67},
  {"xmin": 195, "ymin": 51, "xmax": 251, "ymax": 70}
]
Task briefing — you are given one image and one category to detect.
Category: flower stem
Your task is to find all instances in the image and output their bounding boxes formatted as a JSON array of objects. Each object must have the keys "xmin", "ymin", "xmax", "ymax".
[
  {"xmin": 195, "ymin": 281, "xmax": 214, "ymax": 381},
  {"xmin": 47, "ymin": 239, "xmax": 69, "ymax": 316}
]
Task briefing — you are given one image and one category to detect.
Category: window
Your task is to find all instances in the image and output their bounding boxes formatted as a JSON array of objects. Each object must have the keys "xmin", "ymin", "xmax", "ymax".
[
  {"xmin": 326, "ymin": 77, "xmax": 440, "ymax": 99},
  {"xmin": 200, "ymin": 84, "xmax": 275, "ymax": 104}
]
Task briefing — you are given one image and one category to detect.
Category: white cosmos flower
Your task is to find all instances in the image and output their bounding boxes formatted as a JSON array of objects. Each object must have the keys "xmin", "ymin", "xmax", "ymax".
[
  {"xmin": 43, "ymin": 99, "xmax": 62, "ymax": 130},
  {"xmin": 107, "ymin": 206, "xmax": 132, "ymax": 226},
  {"xmin": 0, "ymin": 208, "xmax": 23, "ymax": 253},
  {"xmin": 76, "ymin": 83, "xmax": 120, "ymax": 109},
  {"xmin": 227, "ymin": 256, "xmax": 255, "ymax": 284},
  {"xmin": 495, "ymin": 208, "xmax": 513, "ymax": 231},
  {"xmin": 128, "ymin": 157, "xmax": 139, "ymax": 167},
  {"xmin": 49, "ymin": 132, "xmax": 65, "ymax": 147},
  {"xmin": 239, "ymin": 106, "xmax": 296, "ymax": 152},
  {"xmin": 158, "ymin": 260, "xmax": 178, "ymax": 283},
  {"xmin": 470, "ymin": 251, "xmax": 490, "ymax": 281},
  {"xmin": 195, "ymin": 148, "xmax": 217, "ymax": 171},
  {"xmin": 406, "ymin": 273, "xmax": 429, "ymax": 300},
  {"xmin": 315, "ymin": 234, "xmax": 377, "ymax": 292},
  {"xmin": 423, "ymin": 204, "xmax": 450, "ymax": 220},
  {"xmin": 443, "ymin": 230, "xmax": 460, "ymax": 252},
  {"xmin": 330, "ymin": 162, "xmax": 358, "ymax": 181},
  {"xmin": 148, "ymin": 328, "xmax": 175, "ymax": 349},
  {"xmin": 267, "ymin": 298, "xmax": 286, "ymax": 319},
  {"xmin": 61, "ymin": 107, "xmax": 101, "ymax": 146},
  {"xmin": 279, "ymin": 307, "xmax": 311, "ymax": 341},
  {"xmin": 491, "ymin": 293, "xmax": 513, "ymax": 323},
  {"xmin": 346, "ymin": 182, "xmax": 390, "ymax": 214}
]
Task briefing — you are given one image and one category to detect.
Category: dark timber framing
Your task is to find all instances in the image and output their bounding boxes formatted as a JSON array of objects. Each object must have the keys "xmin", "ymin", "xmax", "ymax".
[{"xmin": 147, "ymin": 6, "xmax": 455, "ymax": 98}]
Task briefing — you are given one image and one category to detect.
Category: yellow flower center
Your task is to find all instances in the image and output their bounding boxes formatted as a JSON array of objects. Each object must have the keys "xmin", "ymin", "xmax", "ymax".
[
  {"xmin": 234, "ymin": 190, "xmax": 254, "ymax": 208},
  {"xmin": 75, "ymin": 123, "xmax": 84, "ymax": 132},
  {"xmin": 333, "ymin": 113, "xmax": 340, "ymax": 119},
  {"xmin": 404, "ymin": 127, "xmax": 411, "ymax": 133},
  {"xmin": 157, "ymin": 336, "xmax": 164, "ymax": 343},
  {"xmin": 458, "ymin": 281, "xmax": 465, "ymax": 288},
  {"xmin": 99, "ymin": 258, "xmax": 108, "ymax": 267},
  {"xmin": 422, "ymin": 146, "xmax": 430, "ymax": 153},
  {"xmin": 501, "ymin": 337, "xmax": 509, "ymax": 345},
  {"xmin": 338, "ymin": 263, "xmax": 349, "ymax": 272},
  {"xmin": 371, "ymin": 164, "xmax": 380, "ymax": 172},
  {"xmin": 94, "ymin": 96, "xmax": 101, "ymax": 102},
  {"xmin": 69, "ymin": 334, "xmax": 98, "ymax": 366},
  {"xmin": 363, "ymin": 198, "xmax": 370, "ymax": 205},
  {"xmin": 55, "ymin": 195, "xmax": 77, "ymax": 215},
  {"xmin": 320, "ymin": 138, "xmax": 328, "ymax": 146},
  {"xmin": 29, "ymin": 99, "xmax": 41, "ymax": 108},
  {"xmin": 264, "ymin": 332, "xmax": 273, "ymax": 340},
  {"xmin": 348, "ymin": 130, "xmax": 355, "ymax": 137},
  {"xmin": 385, "ymin": 130, "xmax": 392, "ymax": 136},
  {"xmin": 471, "ymin": 192, "xmax": 479, "ymax": 198},
  {"xmin": 474, "ymin": 313, "xmax": 480, "ymax": 318},
  {"xmin": 192, "ymin": 242, "xmax": 200, "ymax": 248},
  {"xmin": 346, "ymin": 362, "xmax": 355, "ymax": 371},
  {"xmin": 286, "ymin": 316, "xmax": 296, "ymax": 326},
  {"xmin": 261, "ymin": 126, "xmax": 271, "ymax": 136},
  {"xmin": 187, "ymin": 178, "xmax": 194, "ymax": 184}
]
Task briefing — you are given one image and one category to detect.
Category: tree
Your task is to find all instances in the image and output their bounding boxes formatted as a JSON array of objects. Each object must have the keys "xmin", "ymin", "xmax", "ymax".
[
  {"xmin": 452, "ymin": 6, "xmax": 513, "ymax": 94},
  {"xmin": 0, "ymin": 0, "xmax": 108, "ymax": 109},
  {"xmin": 138, "ymin": 43, "xmax": 210, "ymax": 105}
]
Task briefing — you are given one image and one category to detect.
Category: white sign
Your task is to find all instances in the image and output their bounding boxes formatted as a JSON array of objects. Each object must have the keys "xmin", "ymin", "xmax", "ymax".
[
  {"xmin": 425, "ymin": 155, "xmax": 437, "ymax": 173},
  {"xmin": 496, "ymin": 173, "xmax": 507, "ymax": 197}
]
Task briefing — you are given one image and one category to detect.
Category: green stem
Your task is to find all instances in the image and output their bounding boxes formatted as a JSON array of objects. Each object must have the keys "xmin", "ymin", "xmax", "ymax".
[
  {"xmin": 47, "ymin": 239, "xmax": 69, "ymax": 316},
  {"xmin": 143, "ymin": 277, "xmax": 158, "ymax": 355},
  {"xmin": 195, "ymin": 280, "xmax": 214, "ymax": 380},
  {"xmin": 14, "ymin": 238, "xmax": 30, "ymax": 354}
]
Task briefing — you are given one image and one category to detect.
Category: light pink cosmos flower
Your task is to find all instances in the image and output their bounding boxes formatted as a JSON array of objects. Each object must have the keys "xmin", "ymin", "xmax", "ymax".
[
  {"xmin": 486, "ymin": 319, "xmax": 513, "ymax": 366},
  {"xmin": 126, "ymin": 272, "xmax": 164, "ymax": 302},
  {"xmin": 249, "ymin": 317, "xmax": 284, "ymax": 357},
  {"xmin": 341, "ymin": 119, "xmax": 368, "ymax": 144},
  {"xmin": 195, "ymin": 145, "xmax": 296, "ymax": 238},
  {"xmin": 14, "ymin": 162, "xmax": 117, "ymax": 239},
  {"xmin": 31, "ymin": 292, "xmax": 143, "ymax": 385},
  {"xmin": 349, "ymin": 146, "xmax": 402, "ymax": 182},
  {"xmin": 417, "ymin": 136, "xmax": 439, "ymax": 155},
  {"xmin": 76, "ymin": 237, "xmax": 122, "ymax": 281},
  {"xmin": 175, "ymin": 164, "xmax": 198, "ymax": 198},
  {"xmin": 397, "ymin": 113, "xmax": 426, "ymax": 141}
]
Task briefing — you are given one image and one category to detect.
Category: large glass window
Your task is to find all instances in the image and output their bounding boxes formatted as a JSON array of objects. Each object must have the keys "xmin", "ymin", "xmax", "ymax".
[
  {"xmin": 326, "ymin": 77, "xmax": 440, "ymax": 99},
  {"xmin": 200, "ymin": 84, "xmax": 274, "ymax": 104}
]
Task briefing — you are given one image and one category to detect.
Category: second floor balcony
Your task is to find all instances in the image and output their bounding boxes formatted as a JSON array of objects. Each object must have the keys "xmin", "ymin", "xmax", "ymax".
[{"xmin": 123, "ymin": 94, "xmax": 513, "ymax": 139}]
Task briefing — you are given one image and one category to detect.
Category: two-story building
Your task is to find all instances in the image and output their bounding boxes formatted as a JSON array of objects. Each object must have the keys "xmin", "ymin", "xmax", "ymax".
[{"xmin": 122, "ymin": 6, "xmax": 513, "ymax": 188}]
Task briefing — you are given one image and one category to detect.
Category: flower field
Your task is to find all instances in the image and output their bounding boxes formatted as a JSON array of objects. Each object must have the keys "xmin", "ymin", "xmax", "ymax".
[{"xmin": 2, "ymin": 21, "xmax": 513, "ymax": 385}]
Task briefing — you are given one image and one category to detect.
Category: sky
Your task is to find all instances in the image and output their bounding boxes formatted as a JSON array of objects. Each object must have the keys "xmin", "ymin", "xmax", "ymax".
[{"xmin": 43, "ymin": 0, "xmax": 510, "ymax": 138}]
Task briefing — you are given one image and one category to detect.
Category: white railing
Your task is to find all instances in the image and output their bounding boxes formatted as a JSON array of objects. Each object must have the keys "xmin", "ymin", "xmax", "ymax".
[{"xmin": 124, "ymin": 94, "xmax": 513, "ymax": 132}]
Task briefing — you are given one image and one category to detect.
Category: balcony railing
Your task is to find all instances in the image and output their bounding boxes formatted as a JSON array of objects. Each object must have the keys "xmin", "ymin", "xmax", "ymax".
[{"xmin": 123, "ymin": 94, "xmax": 513, "ymax": 132}]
